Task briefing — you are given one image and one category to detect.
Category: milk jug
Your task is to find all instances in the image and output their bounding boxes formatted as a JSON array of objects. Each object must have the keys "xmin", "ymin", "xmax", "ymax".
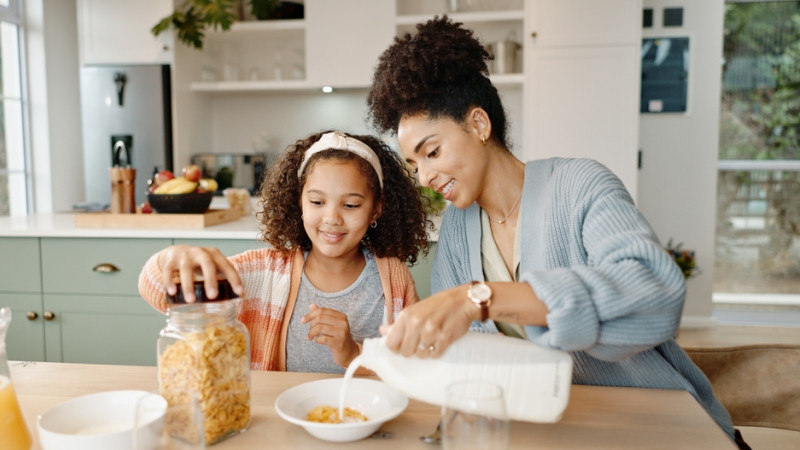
[{"xmin": 356, "ymin": 331, "xmax": 573, "ymax": 423}]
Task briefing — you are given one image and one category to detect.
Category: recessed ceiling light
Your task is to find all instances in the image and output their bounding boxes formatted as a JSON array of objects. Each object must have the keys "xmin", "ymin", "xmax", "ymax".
[{"xmin": 321, "ymin": 86, "xmax": 333, "ymax": 93}]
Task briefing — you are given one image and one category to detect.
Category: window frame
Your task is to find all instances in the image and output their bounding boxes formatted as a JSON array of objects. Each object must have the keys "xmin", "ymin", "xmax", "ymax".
[{"xmin": 0, "ymin": 0, "xmax": 31, "ymax": 216}]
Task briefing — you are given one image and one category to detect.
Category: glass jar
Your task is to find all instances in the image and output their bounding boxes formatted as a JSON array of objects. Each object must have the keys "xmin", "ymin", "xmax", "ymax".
[{"xmin": 157, "ymin": 281, "xmax": 250, "ymax": 445}]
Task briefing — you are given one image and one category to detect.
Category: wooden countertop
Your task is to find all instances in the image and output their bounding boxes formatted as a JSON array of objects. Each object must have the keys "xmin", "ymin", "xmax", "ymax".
[{"xmin": 11, "ymin": 361, "xmax": 735, "ymax": 449}]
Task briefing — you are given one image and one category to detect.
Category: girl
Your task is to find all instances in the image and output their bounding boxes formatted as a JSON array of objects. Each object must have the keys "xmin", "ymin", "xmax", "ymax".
[
  {"xmin": 139, "ymin": 130, "xmax": 431, "ymax": 373},
  {"xmin": 366, "ymin": 16, "xmax": 747, "ymax": 449}
]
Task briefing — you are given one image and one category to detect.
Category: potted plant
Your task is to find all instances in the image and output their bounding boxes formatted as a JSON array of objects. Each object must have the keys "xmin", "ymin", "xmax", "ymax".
[
  {"xmin": 151, "ymin": 0, "xmax": 284, "ymax": 49},
  {"xmin": 665, "ymin": 239, "xmax": 701, "ymax": 279}
]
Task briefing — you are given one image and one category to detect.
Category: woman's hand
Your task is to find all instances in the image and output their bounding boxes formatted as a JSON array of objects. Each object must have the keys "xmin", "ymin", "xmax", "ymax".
[
  {"xmin": 302, "ymin": 303, "xmax": 360, "ymax": 368},
  {"xmin": 157, "ymin": 245, "xmax": 243, "ymax": 302},
  {"xmin": 381, "ymin": 284, "xmax": 477, "ymax": 359}
]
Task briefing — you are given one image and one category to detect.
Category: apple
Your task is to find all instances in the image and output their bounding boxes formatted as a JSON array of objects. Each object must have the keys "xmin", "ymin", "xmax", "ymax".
[
  {"xmin": 140, "ymin": 202, "xmax": 153, "ymax": 214},
  {"xmin": 182, "ymin": 164, "xmax": 202, "ymax": 182},
  {"xmin": 154, "ymin": 170, "xmax": 174, "ymax": 185},
  {"xmin": 148, "ymin": 170, "xmax": 174, "ymax": 192}
]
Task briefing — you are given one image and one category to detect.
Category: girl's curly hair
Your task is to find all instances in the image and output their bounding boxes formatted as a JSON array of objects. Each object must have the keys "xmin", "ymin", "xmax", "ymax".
[
  {"xmin": 367, "ymin": 16, "xmax": 510, "ymax": 149},
  {"xmin": 257, "ymin": 130, "xmax": 432, "ymax": 265}
]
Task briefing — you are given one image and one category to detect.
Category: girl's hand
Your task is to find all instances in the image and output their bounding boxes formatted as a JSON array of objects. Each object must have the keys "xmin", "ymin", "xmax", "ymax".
[
  {"xmin": 380, "ymin": 284, "xmax": 476, "ymax": 359},
  {"xmin": 302, "ymin": 303, "xmax": 360, "ymax": 368},
  {"xmin": 157, "ymin": 245, "xmax": 243, "ymax": 303}
]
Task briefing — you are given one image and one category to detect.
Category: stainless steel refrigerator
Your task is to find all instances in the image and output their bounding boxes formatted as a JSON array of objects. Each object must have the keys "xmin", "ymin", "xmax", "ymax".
[{"xmin": 79, "ymin": 64, "xmax": 173, "ymax": 207}]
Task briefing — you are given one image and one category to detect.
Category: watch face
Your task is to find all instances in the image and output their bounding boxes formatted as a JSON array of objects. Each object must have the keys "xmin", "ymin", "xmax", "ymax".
[{"xmin": 471, "ymin": 283, "xmax": 492, "ymax": 302}]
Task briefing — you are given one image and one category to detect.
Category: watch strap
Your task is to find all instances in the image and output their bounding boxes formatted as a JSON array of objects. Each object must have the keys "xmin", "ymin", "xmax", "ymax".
[{"xmin": 469, "ymin": 281, "xmax": 492, "ymax": 322}]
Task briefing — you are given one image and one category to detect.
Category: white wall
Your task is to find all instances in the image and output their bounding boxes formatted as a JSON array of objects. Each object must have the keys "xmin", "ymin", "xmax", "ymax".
[
  {"xmin": 205, "ymin": 86, "xmax": 523, "ymax": 159},
  {"xmin": 638, "ymin": 0, "xmax": 724, "ymax": 326},
  {"xmin": 26, "ymin": 0, "xmax": 84, "ymax": 213}
]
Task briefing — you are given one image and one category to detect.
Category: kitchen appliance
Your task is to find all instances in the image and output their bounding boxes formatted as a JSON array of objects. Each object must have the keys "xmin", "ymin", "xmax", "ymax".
[
  {"xmin": 190, "ymin": 153, "xmax": 271, "ymax": 195},
  {"xmin": 80, "ymin": 64, "xmax": 173, "ymax": 207},
  {"xmin": 487, "ymin": 38, "xmax": 521, "ymax": 74}
]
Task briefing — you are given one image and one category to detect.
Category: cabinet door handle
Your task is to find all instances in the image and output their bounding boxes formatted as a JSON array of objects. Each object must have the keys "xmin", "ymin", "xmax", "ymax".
[
  {"xmin": 93, "ymin": 263, "xmax": 121, "ymax": 273},
  {"xmin": 27, "ymin": 311, "xmax": 39, "ymax": 320},
  {"xmin": 44, "ymin": 311, "xmax": 56, "ymax": 321},
  {"xmin": 531, "ymin": 31, "xmax": 538, "ymax": 38}
]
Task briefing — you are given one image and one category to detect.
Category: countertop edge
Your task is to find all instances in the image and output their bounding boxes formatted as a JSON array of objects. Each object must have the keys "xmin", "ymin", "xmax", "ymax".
[{"xmin": 0, "ymin": 212, "xmax": 441, "ymax": 241}]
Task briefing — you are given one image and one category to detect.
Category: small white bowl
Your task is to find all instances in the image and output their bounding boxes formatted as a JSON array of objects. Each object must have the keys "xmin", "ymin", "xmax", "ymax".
[
  {"xmin": 37, "ymin": 390, "xmax": 167, "ymax": 450},
  {"xmin": 275, "ymin": 378, "xmax": 408, "ymax": 442}
]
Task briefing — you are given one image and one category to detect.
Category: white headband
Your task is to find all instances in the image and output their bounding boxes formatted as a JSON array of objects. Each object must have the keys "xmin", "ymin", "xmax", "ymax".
[{"xmin": 297, "ymin": 132, "xmax": 384, "ymax": 188}]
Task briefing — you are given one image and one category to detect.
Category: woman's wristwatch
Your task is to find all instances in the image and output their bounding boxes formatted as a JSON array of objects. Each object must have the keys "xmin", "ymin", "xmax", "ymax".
[{"xmin": 467, "ymin": 281, "xmax": 493, "ymax": 322}]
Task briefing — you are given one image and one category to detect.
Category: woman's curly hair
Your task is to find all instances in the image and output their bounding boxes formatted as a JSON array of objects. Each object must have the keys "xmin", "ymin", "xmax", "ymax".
[
  {"xmin": 257, "ymin": 130, "xmax": 432, "ymax": 265},
  {"xmin": 367, "ymin": 16, "xmax": 510, "ymax": 149}
]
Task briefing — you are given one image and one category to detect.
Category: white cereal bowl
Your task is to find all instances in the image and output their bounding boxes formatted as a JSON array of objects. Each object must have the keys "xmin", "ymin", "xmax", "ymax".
[
  {"xmin": 37, "ymin": 390, "xmax": 167, "ymax": 450},
  {"xmin": 275, "ymin": 378, "xmax": 408, "ymax": 442}
]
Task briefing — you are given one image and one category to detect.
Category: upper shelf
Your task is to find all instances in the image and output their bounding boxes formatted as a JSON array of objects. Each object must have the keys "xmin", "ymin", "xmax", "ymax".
[
  {"xmin": 189, "ymin": 73, "xmax": 523, "ymax": 93},
  {"xmin": 396, "ymin": 9, "xmax": 524, "ymax": 26}
]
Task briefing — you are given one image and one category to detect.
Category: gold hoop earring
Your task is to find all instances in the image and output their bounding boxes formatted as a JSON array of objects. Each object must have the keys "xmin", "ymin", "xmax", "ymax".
[{"xmin": 481, "ymin": 136, "xmax": 486, "ymax": 145}]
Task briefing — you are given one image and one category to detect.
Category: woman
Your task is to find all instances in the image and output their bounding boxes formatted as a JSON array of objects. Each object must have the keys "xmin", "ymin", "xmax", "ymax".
[{"xmin": 366, "ymin": 16, "xmax": 748, "ymax": 448}]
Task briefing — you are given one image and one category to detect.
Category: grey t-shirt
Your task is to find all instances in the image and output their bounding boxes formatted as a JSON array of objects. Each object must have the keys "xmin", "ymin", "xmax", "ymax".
[{"xmin": 286, "ymin": 251, "xmax": 385, "ymax": 373}]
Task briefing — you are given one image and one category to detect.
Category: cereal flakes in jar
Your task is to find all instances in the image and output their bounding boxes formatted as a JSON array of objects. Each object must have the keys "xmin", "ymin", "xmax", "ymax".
[{"xmin": 158, "ymin": 286, "xmax": 250, "ymax": 445}]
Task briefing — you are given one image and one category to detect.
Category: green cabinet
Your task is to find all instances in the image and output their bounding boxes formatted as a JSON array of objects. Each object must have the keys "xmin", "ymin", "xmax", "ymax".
[
  {"xmin": 1, "ymin": 235, "xmax": 435, "ymax": 365},
  {"xmin": 0, "ymin": 237, "xmax": 45, "ymax": 361},
  {"xmin": 1, "ymin": 292, "xmax": 45, "ymax": 361},
  {"xmin": 42, "ymin": 294, "xmax": 164, "ymax": 365},
  {"xmin": 41, "ymin": 238, "xmax": 171, "ymax": 296},
  {"xmin": 1, "ymin": 237, "xmax": 170, "ymax": 366},
  {"xmin": 39, "ymin": 238, "xmax": 170, "ymax": 365}
]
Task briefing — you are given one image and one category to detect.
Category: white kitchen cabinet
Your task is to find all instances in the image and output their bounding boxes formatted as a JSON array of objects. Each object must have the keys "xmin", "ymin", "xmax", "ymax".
[
  {"xmin": 77, "ymin": 0, "xmax": 173, "ymax": 65},
  {"xmin": 305, "ymin": 0, "xmax": 394, "ymax": 87},
  {"xmin": 169, "ymin": 0, "xmax": 641, "ymax": 191},
  {"xmin": 188, "ymin": 0, "xmax": 394, "ymax": 91},
  {"xmin": 523, "ymin": 0, "xmax": 642, "ymax": 200}
]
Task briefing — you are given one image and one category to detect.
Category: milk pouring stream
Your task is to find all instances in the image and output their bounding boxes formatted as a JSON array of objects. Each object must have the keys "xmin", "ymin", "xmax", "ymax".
[{"xmin": 343, "ymin": 331, "xmax": 573, "ymax": 423}]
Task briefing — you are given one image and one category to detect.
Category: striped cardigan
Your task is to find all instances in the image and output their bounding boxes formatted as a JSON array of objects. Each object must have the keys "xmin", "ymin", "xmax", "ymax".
[{"xmin": 139, "ymin": 248, "xmax": 418, "ymax": 371}]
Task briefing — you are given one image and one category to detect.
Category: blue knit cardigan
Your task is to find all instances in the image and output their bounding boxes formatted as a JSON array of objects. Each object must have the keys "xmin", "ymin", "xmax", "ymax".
[{"xmin": 432, "ymin": 158, "xmax": 735, "ymax": 440}]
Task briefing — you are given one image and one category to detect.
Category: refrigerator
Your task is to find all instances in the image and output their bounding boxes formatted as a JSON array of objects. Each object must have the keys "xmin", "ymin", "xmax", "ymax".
[{"xmin": 80, "ymin": 64, "xmax": 173, "ymax": 207}]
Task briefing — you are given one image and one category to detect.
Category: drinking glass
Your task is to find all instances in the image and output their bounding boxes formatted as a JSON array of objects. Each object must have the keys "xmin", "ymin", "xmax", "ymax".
[{"xmin": 441, "ymin": 380, "xmax": 510, "ymax": 450}]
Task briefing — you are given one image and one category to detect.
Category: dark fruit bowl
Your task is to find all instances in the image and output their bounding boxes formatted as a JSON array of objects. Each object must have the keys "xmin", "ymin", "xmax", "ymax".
[{"xmin": 147, "ymin": 191, "xmax": 213, "ymax": 214}]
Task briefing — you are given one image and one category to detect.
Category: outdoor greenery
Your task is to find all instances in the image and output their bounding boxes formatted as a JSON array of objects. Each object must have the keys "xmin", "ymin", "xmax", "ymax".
[
  {"xmin": 717, "ymin": 1, "xmax": 800, "ymax": 289},
  {"xmin": 720, "ymin": 2, "xmax": 800, "ymax": 161}
]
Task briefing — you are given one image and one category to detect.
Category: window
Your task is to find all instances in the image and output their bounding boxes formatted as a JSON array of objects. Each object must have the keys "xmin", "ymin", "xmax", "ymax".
[
  {"xmin": 0, "ymin": 0, "xmax": 28, "ymax": 217},
  {"xmin": 716, "ymin": 1, "xmax": 800, "ymax": 307}
]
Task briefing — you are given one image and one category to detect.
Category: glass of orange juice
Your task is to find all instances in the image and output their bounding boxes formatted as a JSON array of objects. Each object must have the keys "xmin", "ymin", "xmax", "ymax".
[
  {"xmin": 0, "ymin": 375, "xmax": 32, "ymax": 449},
  {"xmin": 1, "ymin": 307, "xmax": 33, "ymax": 450}
]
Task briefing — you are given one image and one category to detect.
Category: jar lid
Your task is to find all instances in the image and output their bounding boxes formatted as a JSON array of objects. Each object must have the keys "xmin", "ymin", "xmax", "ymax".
[{"xmin": 167, "ymin": 279, "xmax": 237, "ymax": 304}]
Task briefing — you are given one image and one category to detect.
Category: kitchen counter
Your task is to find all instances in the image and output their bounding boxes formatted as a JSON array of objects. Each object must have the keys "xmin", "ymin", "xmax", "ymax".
[
  {"xmin": 0, "ymin": 211, "xmax": 263, "ymax": 240},
  {"xmin": 0, "ymin": 209, "xmax": 442, "ymax": 241}
]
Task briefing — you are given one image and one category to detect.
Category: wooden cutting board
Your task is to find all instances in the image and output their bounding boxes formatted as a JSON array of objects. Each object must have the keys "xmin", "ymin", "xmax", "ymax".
[{"xmin": 74, "ymin": 208, "xmax": 241, "ymax": 229}]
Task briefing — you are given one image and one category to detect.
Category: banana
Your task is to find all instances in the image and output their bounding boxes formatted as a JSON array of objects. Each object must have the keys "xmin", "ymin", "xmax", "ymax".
[
  {"xmin": 154, "ymin": 177, "xmax": 198, "ymax": 194},
  {"xmin": 167, "ymin": 180, "xmax": 198, "ymax": 194}
]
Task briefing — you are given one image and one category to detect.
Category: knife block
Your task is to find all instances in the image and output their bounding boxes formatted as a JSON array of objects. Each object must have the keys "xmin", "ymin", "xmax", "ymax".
[{"xmin": 109, "ymin": 167, "xmax": 136, "ymax": 214}]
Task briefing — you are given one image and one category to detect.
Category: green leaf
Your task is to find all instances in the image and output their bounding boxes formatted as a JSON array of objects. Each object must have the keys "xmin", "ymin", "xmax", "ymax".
[
  {"xmin": 151, "ymin": 14, "xmax": 176, "ymax": 37},
  {"xmin": 199, "ymin": 0, "xmax": 236, "ymax": 31}
]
